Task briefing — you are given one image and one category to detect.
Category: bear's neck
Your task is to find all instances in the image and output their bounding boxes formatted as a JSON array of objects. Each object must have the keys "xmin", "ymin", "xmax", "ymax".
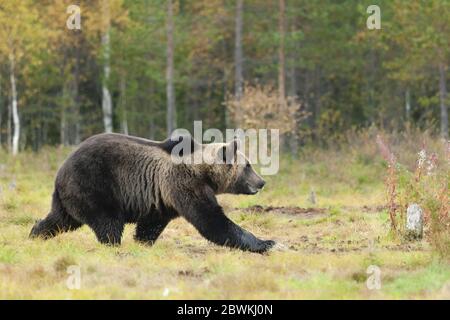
[{"xmin": 177, "ymin": 163, "xmax": 223, "ymax": 194}]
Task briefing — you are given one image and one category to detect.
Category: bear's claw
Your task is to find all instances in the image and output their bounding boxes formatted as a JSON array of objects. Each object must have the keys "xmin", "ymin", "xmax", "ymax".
[{"xmin": 251, "ymin": 239, "xmax": 276, "ymax": 253}]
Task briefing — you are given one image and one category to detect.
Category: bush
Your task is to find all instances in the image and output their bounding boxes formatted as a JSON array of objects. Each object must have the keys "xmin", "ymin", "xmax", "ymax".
[
  {"xmin": 224, "ymin": 84, "xmax": 307, "ymax": 134},
  {"xmin": 376, "ymin": 133, "xmax": 449, "ymax": 257}
]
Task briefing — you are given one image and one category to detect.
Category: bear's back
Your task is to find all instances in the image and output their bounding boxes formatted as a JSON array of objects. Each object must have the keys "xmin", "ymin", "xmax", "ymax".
[
  {"xmin": 54, "ymin": 133, "xmax": 177, "ymax": 218},
  {"xmin": 56, "ymin": 133, "xmax": 173, "ymax": 191}
]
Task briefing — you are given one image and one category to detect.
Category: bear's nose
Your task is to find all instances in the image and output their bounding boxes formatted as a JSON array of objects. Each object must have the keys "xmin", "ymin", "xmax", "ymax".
[{"xmin": 258, "ymin": 180, "xmax": 266, "ymax": 189}]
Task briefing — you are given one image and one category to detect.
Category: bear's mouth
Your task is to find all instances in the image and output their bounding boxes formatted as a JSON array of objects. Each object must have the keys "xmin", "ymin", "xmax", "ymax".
[{"xmin": 246, "ymin": 184, "xmax": 260, "ymax": 195}]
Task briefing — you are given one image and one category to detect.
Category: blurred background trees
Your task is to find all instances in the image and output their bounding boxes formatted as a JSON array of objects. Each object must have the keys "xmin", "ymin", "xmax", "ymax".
[{"xmin": 0, "ymin": 0, "xmax": 448, "ymax": 154}]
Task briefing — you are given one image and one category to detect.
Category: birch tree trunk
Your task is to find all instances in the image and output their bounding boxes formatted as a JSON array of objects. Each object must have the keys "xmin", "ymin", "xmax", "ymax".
[
  {"xmin": 405, "ymin": 88, "xmax": 411, "ymax": 121},
  {"xmin": 120, "ymin": 74, "xmax": 128, "ymax": 135},
  {"xmin": 166, "ymin": 0, "xmax": 176, "ymax": 136},
  {"xmin": 7, "ymin": 96, "xmax": 11, "ymax": 152},
  {"xmin": 0, "ymin": 74, "xmax": 2, "ymax": 146},
  {"xmin": 9, "ymin": 53, "xmax": 20, "ymax": 156},
  {"xmin": 234, "ymin": 0, "xmax": 244, "ymax": 101},
  {"xmin": 439, "ymin": 64, "xmax": 448, "ymax": 138},
  {"xmin": 102, "ymin": 0, "xmax": 113, "ymax": 133}
]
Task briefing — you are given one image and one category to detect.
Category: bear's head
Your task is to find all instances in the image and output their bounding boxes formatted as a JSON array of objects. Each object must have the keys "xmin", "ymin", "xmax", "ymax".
[{"xmin": 197, "ymin": 140, "xmax": 266, "ymax": 195}]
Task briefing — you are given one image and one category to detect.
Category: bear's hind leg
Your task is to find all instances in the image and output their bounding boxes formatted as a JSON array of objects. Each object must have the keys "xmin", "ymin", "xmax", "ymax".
[
  {"xmin": 90, "ymin": 218, "xmax": 124, "ymax": 246},
  {"xmin": 30, "ymin": 190, "xmax": 83, "ymax": 239},
  {"xmin": 134, "ymin": 212, "xmax": 172, "ymax": 245},
  {"xmin": 30, "ymin": 211, "xmax": 83, "ymax": 239}
]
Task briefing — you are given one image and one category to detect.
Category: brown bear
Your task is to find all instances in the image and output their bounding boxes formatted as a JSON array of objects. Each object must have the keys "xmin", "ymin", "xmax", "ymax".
[{"xmin": 30, "ymin": 133, "xmax": 275, "ymax": 253}]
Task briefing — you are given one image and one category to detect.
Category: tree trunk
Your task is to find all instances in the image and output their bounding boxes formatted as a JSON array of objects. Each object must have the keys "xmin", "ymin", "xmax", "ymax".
[
  {"xmin": 120, "ymin": 74, "xmax": 128, "ymax": 135},
  {"xmin": 102, "ymin": 0, "xmax": 113, "ymax": 133},
  {"xmin": 315, "ymin": 68, "xmax": 322, "ymax": 123},
  {"xmin": 277, "ymin": 0, "xmax": 287, "ymax": 150},
  {"xmin": 288, "ymin": 48, "xmax": 299, "ymax": 155},
  {"xmin": 222, "ymin": 56, "xmax": 229, "ymax": 130},
  {"xmin": 405, "ymin": 88, "xmax": 411, "ymax": 121},
  {"xmin": 73, "ymin": 41, "xmax": 81, "ymax": 144},
  {"xmin": 42, "ymin": 120, "xmax": 48, "ymax": 148},
  {"xmin": 278, "ymin": 0, "xmax": 286, "ymax": 100},
  {"xmin": 289, "ymin": 63, "xmax": 297, "ymax": 98},
  {"xmin": 149, "ymin": 117, "xmax": 155, "ymax": 140},
  {"xmin": 312, "ymin": 67, "xmax": 322, "ymax": 141},
  {"xmin": 60, "ymin": 88, "xmax": 67, "ymax": 146},
  {"xmin": 304, "ymin": 70, "xmax": 313, "ymax": 128},
  {"xmin": 7, "ymin": 96, "xmax": 11, "ymax": 152},
  {"xmin": 234, "ymin": 0, "xmax": 244, "ymax": 101},
  {"xmin": 439, "ymin": 64, "xmax": 448, "ymax": 139},
  {"xmin": 191, "ymin": 81, "xmax": 199, "ymax": 122},
  {"xmin": 0, "ymin": 73, "xmax": 2, "ymax": 146},
  {"xmin": 9, "ymin": 53, "xmax": 20, "ymax": 156},
  {"xmin": 288, "ymin": 21, "xmax": 300, "ymax": 155},
  {"xmin": 166, "ymin": 0, "xmax": 176, "ymax": 136}
]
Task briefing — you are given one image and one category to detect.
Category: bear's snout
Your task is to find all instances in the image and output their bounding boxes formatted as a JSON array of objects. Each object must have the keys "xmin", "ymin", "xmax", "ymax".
[{"xmin": 257, "ymin": 179, "xmax": 266, "ymax": 189}]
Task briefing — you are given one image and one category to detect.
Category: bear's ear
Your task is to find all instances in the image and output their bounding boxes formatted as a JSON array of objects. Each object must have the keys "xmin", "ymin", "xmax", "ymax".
[
  {"xmin": 227, "ymin": 139, "xmax": 239, "ymax": 164},
  {"xmin": 231, "ymin": 139, "xmax": 239, "ymax": 157},
  {"xmin": 218, "ymin": 140, "xmax": 238, "ymax": 164}
]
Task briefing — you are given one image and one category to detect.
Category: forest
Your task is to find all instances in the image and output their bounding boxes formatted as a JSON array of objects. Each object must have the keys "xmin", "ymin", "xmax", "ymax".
[
  {"xmin": 0, "ymin": 1, "xmax": 449, "ymax": 300},
  {"xmin": 0, "ymin": 0, "xmax": 448, "ymax": 153}
]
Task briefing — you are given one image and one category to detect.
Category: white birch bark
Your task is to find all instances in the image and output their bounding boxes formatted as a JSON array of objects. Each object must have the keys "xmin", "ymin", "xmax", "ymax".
[
  {"xmin": 9, "ymin": 53, "xmax": 20, "ymax": 156},
  {"xmin": 102, "ymin": 0, "xmax": 113, "ymax": 133}
]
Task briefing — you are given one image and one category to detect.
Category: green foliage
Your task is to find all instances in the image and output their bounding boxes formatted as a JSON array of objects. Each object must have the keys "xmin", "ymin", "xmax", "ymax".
[
  {"xmin": 0, "ymin": 128, "xmax": 449, "ymax": 298},
  {"xmin": 0, "ymin": 1, "xmax": 448, "ymax": 149},
  {"xmin": 377, "ymin": 134, "xmax": 449, "ymax": 257}
]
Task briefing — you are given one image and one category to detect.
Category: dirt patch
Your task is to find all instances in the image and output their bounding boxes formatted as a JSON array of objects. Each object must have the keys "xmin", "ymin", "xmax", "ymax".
[
  {"xmin": 342, "ymin": 205, "xmax": 387, "ymax": 213},
  {"xmin": 382, "ymin": 243, "xmax": 427, "ymax": 252},
  {"xmin": 178, "ymin": 267, "xmax": 210, "ymax": 278},
  {"xmin": 287, "ymin": 238, "xmax": 427, "ymax": 254},
  {"xmin": 241, "ymin": 205, "xmax": 327, "ymax": 218},
  {"xmin": 181, "ymin": 244, "xmax": 211, "ymax": 257}
]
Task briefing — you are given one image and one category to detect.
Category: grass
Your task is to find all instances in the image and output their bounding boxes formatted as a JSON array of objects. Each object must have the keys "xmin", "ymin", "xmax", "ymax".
[{"xmin": 0, "ymin": 137, "xmax": 449, "ymax": 299}]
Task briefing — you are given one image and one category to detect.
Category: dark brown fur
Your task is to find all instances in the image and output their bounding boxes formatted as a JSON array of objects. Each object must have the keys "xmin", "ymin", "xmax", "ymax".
[{"xmin": 30, "ymin": 133, "xmax": 275, "ymax": 253}]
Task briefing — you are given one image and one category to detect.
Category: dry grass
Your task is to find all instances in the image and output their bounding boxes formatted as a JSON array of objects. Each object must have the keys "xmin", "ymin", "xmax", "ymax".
[{"xmin": 0, "ymin": 130, "xmax": 449, "ymax": 299}]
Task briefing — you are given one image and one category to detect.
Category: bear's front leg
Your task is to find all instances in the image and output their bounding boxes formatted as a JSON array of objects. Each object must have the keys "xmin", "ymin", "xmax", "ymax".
[{"xmin": 180, "ymin": 200, "xmax": 275, "ymax": 253}]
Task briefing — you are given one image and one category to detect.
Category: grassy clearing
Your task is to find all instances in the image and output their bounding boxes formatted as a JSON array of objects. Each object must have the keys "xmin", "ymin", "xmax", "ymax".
[{"xmin": 0, "ymin": 138, "xmax": 449, "ymax": 299}]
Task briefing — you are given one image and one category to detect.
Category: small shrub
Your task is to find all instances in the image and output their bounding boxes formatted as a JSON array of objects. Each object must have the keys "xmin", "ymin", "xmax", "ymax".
[
  {"xmin": 377, "ymin": 135, "xmax": 449, "ymax": 257},
  {"xmin": 225, "ymin": 84, "xmax": 307, "ymax": 134}
]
